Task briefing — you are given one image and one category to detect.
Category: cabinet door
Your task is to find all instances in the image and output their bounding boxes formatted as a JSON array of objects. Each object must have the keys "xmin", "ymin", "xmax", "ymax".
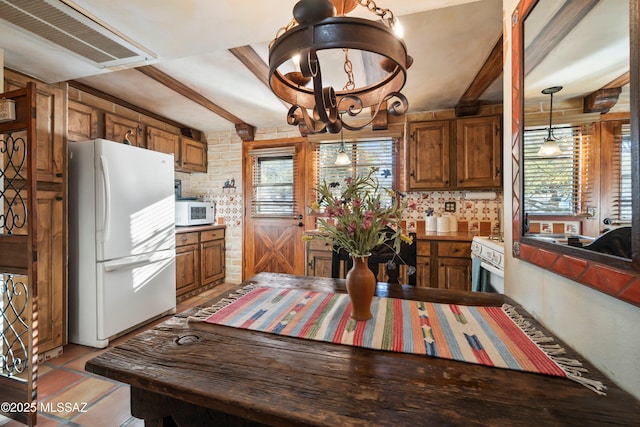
[
  {"xmin": 35, "ymin": 190, "xmax": 66, "ymax": 351},
  {"xmin": 456, "ymin": 116, "xmax": 502, "ymax": 188},
  {"xmin": 437, "ymin": 258, "xmax": 472, "ymax": 291},
  {"xmin": 176, "ymin": 244, "xmax": 200, "ymax": 297},
  {"xmin": 147, "ymin": 127, "xmax": 181, "ymax": 168},
  {"xmin": 180, "ymin": 137, "xmax": 207, "ymax": 173},
  {"xmin": 105, "ymin": 113, "xmax": 143, "ymax": 147},
  {"xmin": 4, "ymin": 77, "xmax": 65, "ymax": 183},
  {"xmin": 306, "ymin": 240, "xmax": 334, "ymax": 277},
  {"xmin": 201, "ymin": 239, "xmax": 225, "ymax": 285},
  {"xmin": 415, "ymin": 256, "xmax": 432, "ymax": 288},
  {"xmin": 6, "ymin": 189, "xmax": 65, "ymax": 352},
  {"xmin": 68, "ymin": 101, "xmax": 98, "ymax": 142},
  {"xmin": 408, "ymin": 121, "xmax": 450, "ymax": 190}
]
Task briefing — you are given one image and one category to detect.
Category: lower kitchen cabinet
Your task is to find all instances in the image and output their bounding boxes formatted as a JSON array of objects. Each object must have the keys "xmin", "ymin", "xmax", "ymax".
[
  {"xmin": 305, "ymin": 239, "xmax": 334, "ymax": 278},
  {"xmin": 175, "ymin": 226, "xmax": 225, "ymax": 299},
  {"xmin": 416, "ymin": 239, "xmax": 472, "ymax": 291}
]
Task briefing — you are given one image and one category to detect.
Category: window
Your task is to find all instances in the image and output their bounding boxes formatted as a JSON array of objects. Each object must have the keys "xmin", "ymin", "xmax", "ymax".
[
  {"xmin": 611, "ymin": 123, "xmax": 632, "ymax": 222},
  {"xmin": 523, "ymin": 124, "xmax": 593, "ymax": 215},
  {"xmin": 249, "ymin": 147, "xmax": 297, "ymax": 216},
  {"xmin": 314, "ymin": 137, "xmax": 397, "ymax": 206}
]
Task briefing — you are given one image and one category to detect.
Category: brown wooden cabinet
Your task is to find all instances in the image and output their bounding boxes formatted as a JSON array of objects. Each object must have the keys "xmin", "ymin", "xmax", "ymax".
[
  {"xmin": 180, "ymin": 136, "xmax": 207, "ymax": 173},
  {"xmin": 456, "ymin": 116, "xmax": 502, "ymax": 188},
  {"xmin": 4, "ymin": 71, "xmax": 67, "ymax": 354},
  {"xmin": 408, "ymin": 120, "xmax": 450, "ymax": 189},
  {"xmin": 105, "ymin": 113, "xmax": 144, "ymax": 147},
  {"xmin": 200, "ymin": 228, "xmax": 225, "ymax": 285},
  {"xmin": 305, "ymin": 239, "xmax": 334, "ymax": 278},
  {"xmin": 175, "ymin": 232, "xmax": 201, "ymax": 297},
  {"xmin": 175, "ymin": 226, "xmax": 225, "ymax": 299},
  {"xmin": 416, "ymin": 239, "xmax": 472, "ymax": 291},
  {"xmin": 408, "ymin": 115, "xmax": 501, "ymax": 190},
  {"xmin": 147, "ymin": 126, "xmax": 181, "ymax": 168},
  {"xmin": 68, "ymin": 100, "xmax": 98, "ymax": 142}
]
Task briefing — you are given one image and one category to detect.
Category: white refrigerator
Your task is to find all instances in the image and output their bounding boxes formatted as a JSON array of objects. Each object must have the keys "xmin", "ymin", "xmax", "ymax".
[{"xmin": 68, "ymin": 139, "xmax": 176, "ymax": 348}]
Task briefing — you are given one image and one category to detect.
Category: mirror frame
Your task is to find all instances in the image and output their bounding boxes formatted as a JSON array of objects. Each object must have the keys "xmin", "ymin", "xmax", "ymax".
[{"xmin": 511, "ymin": 0, "xmax": 640, "ymax": 307}]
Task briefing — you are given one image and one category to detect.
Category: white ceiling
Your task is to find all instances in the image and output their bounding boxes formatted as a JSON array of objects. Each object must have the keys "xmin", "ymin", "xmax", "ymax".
[{"xmin": 0, "ymin": 0, "xmax": 505, "ymax": 134}]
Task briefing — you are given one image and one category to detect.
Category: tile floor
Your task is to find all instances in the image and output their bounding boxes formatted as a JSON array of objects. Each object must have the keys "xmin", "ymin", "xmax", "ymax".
[{"xmin": 0, "ymin": 284, "xmax": 237, "ymax": 427}]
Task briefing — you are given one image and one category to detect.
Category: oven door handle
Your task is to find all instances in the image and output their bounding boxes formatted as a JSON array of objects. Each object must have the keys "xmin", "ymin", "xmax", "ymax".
[{"xmin": 480, "ymin": 261, "xmax": 504, "ymax": 277}]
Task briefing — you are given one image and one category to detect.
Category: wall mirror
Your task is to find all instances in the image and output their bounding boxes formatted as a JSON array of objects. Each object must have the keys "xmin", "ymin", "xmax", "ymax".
[{"xmin": 512, "ymin": 0, "xmax": 640, "ymax": 307}]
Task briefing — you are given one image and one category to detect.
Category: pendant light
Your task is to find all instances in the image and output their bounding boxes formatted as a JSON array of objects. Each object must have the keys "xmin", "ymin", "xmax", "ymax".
[
  {"xmin": 334, "ymin": 126, "xmax": 351, "ymax": 166},
  {"xmin": 538, "ymin": 86, "xmax": 564, "ymax": 157}
]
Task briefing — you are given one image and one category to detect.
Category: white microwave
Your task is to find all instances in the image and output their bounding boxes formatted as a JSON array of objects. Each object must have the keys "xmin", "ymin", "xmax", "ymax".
[{"xmin": 175, "ymin": 201, "xmax": 215, "ymax": 226}]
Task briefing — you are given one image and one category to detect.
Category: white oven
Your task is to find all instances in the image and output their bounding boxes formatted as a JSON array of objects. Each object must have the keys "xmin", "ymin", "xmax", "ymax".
[{"xmin": 471, "ymin": 236, "xmax": 504, "ymax": 293}]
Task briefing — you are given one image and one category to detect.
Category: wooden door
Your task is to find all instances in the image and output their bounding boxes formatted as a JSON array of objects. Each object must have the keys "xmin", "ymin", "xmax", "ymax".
[
  {"xmin": 456, "ymin": 115, "xmax": 502, "ymax": 188},
  {"xmin": 407, "ymin": 121, "xmax": 450, "ymax": 190},
  {"xmin": 243, "ymin": 139, "xmax": 308, "ymax": 280},
  {"xmin": 0, "ymin": 84, "xmax": 39, "ymax": 426}
]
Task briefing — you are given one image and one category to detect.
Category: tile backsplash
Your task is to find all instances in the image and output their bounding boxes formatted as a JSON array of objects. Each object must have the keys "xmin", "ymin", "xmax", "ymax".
[{"xmin": 403, "ymin": 190, "xmax": 502, "ymax": 235}]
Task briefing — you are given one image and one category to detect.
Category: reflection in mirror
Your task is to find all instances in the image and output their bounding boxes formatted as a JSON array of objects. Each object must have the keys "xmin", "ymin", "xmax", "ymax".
[{"xmin": 522, "ymin": 0, "xmax": 631, "ymax": 259}]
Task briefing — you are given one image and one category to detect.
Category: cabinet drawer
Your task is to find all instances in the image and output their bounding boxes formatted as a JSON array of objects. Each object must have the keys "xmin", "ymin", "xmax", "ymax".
[
  {"xmin": 201, "ymin": 228, "xmax": 225, "ymax": 242},
  {"xmin": 416, "ymin": 241, "xmax": 431, "ymax": 256},
  {"xmin": 176, "ymin": 232, "xmax": 199, "ymax": 247},
  {"xmin": 437, "ymin": 241, "xmax": 471, "ymax": 258},
  {"xmin": 308, "ymin": 239, "xmax": 332, "ymax": 251}
]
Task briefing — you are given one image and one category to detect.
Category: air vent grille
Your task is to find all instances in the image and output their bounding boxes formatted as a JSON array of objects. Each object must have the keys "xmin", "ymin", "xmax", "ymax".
[{"xmin": 0, "ymin": 0, "xmax": 154, "ymax": 67}]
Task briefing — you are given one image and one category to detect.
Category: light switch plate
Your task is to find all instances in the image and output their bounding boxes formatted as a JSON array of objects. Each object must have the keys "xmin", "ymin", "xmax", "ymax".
[{"xmin": 444, "ymin": 201, "xmax": 456, "ymax": 212}]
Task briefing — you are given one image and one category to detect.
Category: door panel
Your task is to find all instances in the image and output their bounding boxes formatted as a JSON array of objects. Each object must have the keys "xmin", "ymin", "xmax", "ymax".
[
  {"xmin": 243, "ymin": 139, "xmax": 307, "ymax": 280},
  {"xmin": 0, "ymin": 84, "xmax": 38, "ymax": 425}
]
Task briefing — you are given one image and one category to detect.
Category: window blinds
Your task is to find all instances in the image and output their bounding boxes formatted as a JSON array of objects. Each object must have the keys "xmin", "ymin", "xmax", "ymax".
[
  {"xmin": 249, "ymin": 147, "xmax": 297, "ymax": 217},
  {"xmin": 314, "ymin": 138, "xmax": 397, "ymax": 205},
  {"xmin": 523, "ymin": 124, "xmax": 593, "ymax": 215},
  {"xmin": 610, "ymin": 123, "xmax": 632, "ymax": 222}
]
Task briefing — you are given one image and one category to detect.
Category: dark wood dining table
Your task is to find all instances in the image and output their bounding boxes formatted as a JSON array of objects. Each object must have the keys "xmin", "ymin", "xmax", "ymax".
[{"xmin": 85, "ymin": 272, "xmax": 640, "ymax": 426}]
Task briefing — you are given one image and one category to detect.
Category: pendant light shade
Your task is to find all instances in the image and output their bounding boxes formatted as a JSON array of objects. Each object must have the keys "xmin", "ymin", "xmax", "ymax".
[{"xmin": 537, "ymin": 86, "xmax": 563, "ymax": 157}]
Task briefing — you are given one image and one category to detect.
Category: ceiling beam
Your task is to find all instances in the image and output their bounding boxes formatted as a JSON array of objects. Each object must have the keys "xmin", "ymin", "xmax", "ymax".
[
  {"xmin": 68, "ymin": 80, "xmax": 198, "ymax": 137},
  {"xmin": 583, "ymin": 71, "xmax": 630, "ymax": 113},
  {"xmin": 136, "ymin": 65, "xmax": 255, "ymax": 141},
  {"xmin": 229, "ymin": 46, "xmax": 270, "ymax": 87},
  {"xmin": 455, "ymin": 34, "xmax": 503, "ymax": 117},
  {"xmin": 524, "ymin": 0, "xmax": 600, "ymax": 77}
]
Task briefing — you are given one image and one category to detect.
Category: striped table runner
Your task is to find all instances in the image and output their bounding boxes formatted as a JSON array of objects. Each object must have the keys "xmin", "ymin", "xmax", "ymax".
[{"xmin": 190, "ymin": 285, "xmax": 605, "ymax": 394}]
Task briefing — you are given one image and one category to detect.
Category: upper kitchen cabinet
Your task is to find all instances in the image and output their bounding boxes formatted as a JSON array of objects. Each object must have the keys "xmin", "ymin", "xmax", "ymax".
[
  {"xmin": 179, "ymin": 136, "xmax": 208, "ymax": 173},
  {"xmin": 407, "ymin": 114, "xmax": 502, "ymax": 191},
  {"xmin": 68, "ymin": 100, "xmax": 99, "ymax": 142},
  {"xmin": 4, "ymin": 72, "xmax": 65, "ymax": 184},
  {"xmin": 408, "ymin": 120, "xmax": 451, "ymax": 189},
  {"xmin": 147, "ymin": 126, "xmax": 181, "ymax": 169},
  {"xmin": 105, "ymin": 113, "xmax": 144, "ymax": 148},
  {"xmin": 455, "ymin": 115, "xmax": 502, "ymax": 188}
]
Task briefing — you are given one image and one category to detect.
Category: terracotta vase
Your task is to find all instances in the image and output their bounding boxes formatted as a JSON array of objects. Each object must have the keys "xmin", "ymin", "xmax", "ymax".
[{"xmin": 345, "ymin": 256, "xmax": 375, "ymax": 321}]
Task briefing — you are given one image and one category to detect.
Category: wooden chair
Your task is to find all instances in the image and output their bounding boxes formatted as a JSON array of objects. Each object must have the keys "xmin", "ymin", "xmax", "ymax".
[{"xmin": 331, "ymin": 231, "xmax": 417, "ymax": 285}]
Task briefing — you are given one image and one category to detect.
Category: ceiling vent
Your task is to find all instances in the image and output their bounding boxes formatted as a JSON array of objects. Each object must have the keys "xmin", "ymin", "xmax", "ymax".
[{"xmin": 0, "ymin": 0, "xmax": 155, "ymax": 68}]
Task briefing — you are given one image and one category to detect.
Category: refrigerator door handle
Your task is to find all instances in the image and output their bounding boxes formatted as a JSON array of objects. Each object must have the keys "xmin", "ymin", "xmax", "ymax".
[
  {"xmin": 104, "ymin": 256, "xmax": 159, "ymax": 272},
  {"xmin": 99, "ymin": 155, "xmax": 112, "ymax": 242}
]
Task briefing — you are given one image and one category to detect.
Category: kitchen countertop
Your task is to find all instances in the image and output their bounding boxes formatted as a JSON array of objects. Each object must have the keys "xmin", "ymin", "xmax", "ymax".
[
  {"xmin": 415, "ymin": 231, "xmax": 479, "ymax": 241},
  {"xmin": 306, "ymin": 229, "xmax": 480, "ymax": 242},
  {"xmin": 175, "ymin": 224, "xmax": 225, "ymax": 233}
]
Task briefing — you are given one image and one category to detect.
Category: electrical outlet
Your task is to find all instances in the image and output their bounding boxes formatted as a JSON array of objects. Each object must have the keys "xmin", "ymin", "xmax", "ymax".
[{"xmin": 444, "ymin": 202, "xmax": 456, "ymax": 212}]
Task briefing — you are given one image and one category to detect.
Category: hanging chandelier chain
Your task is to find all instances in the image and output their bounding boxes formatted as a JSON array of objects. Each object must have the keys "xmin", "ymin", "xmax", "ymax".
[
  {"xmin": 357, "ymin": 0, "xmax": 394, "ymax": 21},
  {"xmin": 342, "ymin": 48, "xmax": 355, "ymax": 91}
]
